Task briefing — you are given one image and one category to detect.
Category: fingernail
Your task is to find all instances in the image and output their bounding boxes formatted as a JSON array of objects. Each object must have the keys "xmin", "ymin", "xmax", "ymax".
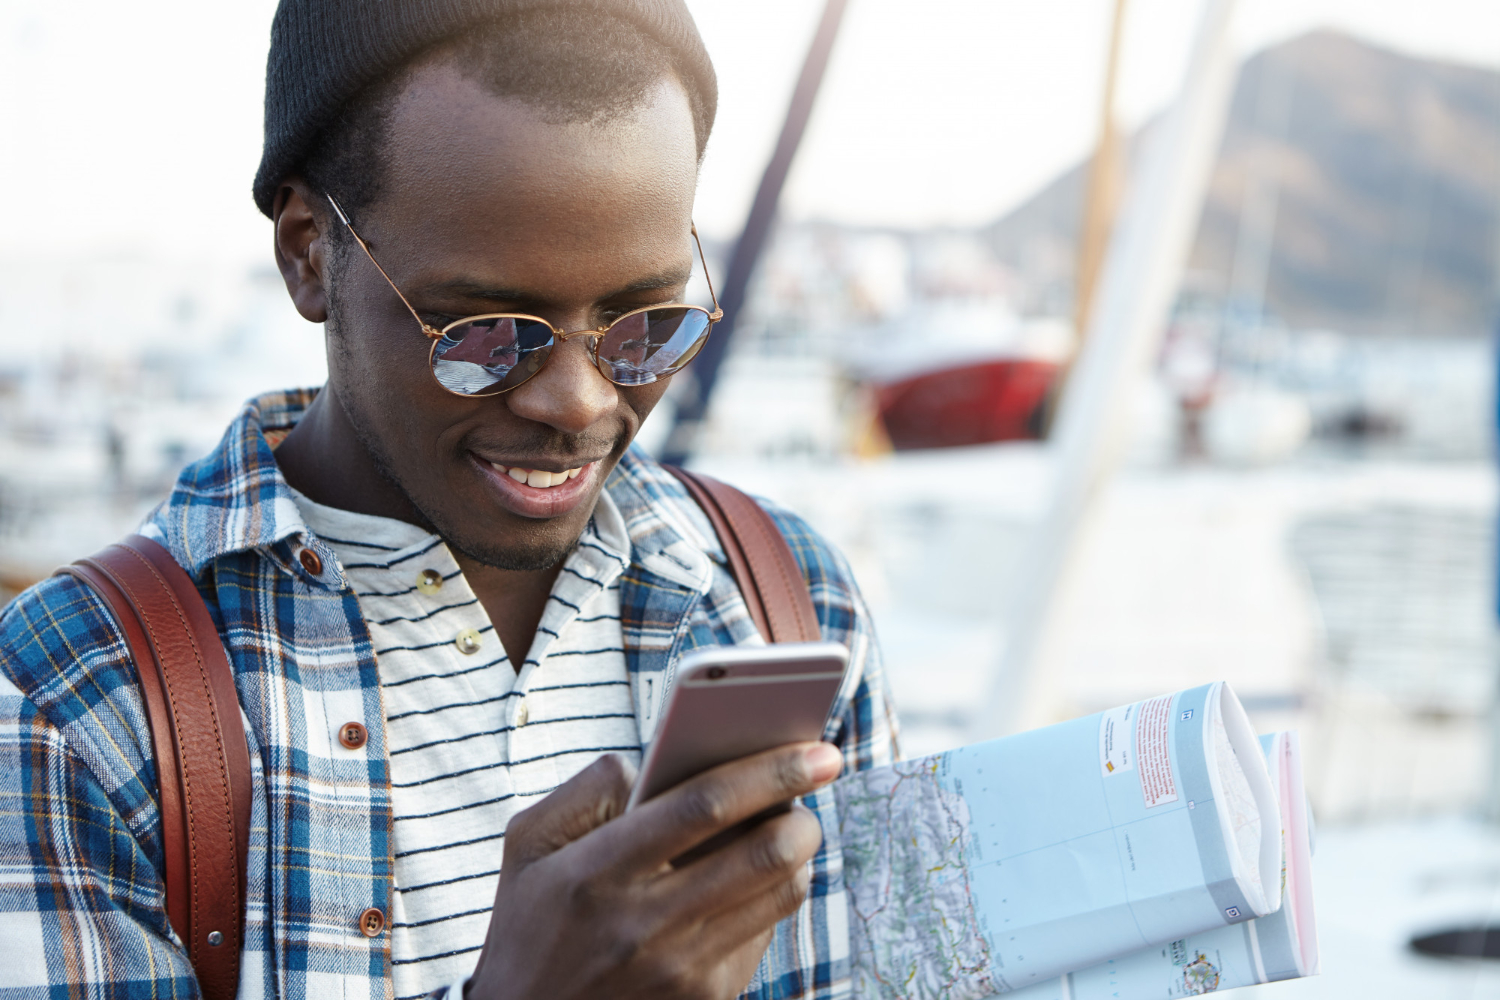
[{"xmin": 803, "ymin": 743, "xmax": 842, "ymax": 784}]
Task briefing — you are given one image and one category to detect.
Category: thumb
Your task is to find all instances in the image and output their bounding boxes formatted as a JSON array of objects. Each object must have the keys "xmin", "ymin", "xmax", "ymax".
[{"xmin": 503, "ymin": 753, "xmax": 636, "ymax": 869}]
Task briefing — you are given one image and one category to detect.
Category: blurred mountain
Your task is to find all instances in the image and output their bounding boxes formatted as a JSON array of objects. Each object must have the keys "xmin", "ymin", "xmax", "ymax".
[{"xmin": 985, "ymin": 31, "xmax": 1500, "ymax": 337}]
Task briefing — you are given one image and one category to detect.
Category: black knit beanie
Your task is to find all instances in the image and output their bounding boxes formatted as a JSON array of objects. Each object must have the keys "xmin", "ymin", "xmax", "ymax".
[{"xmin": 252, "ymin": 0, "xmax": 717, "ymax": 217}]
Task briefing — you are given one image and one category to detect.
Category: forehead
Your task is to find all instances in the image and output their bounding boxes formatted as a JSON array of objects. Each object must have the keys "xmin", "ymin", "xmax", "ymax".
[{"xmin": 367, "ymin": 63, "xmax": 700, "ymax": 284}]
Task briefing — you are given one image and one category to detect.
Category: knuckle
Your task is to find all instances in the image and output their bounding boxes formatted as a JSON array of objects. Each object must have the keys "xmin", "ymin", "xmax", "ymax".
[
  {"xmin": 588, "ymin": 751, "xmax": 636, "ymax": 792},
  {"xmin": 505, "ymin": 800, "xmax": 539, "ymax": 836},
  {"xmin": 603, "ymin": 916, "xmax": 647, "ymax": 969},
  {"xmin": 750, "ymin": 825, "xmax": 800, "ymax": 877},
  {"xmin": 774, "ymin": 749, "xmax": 810, "ymax": 794},
  {"xmin": 677, "ymin": 783, "xmax": 731, "ymax": 831},
  {"xmin": 565, "ymin": 868, "xmax": 612, "ymax": 918},
  {"xmin": 500, "ymin": 804, "xmax": 541, "ymax": 857}
]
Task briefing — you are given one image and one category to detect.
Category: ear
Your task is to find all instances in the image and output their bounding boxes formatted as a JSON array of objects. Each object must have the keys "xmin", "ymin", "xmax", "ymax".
[{"xmin": 273, "ymin": 179, "xmax": 330, "ymax": 324}]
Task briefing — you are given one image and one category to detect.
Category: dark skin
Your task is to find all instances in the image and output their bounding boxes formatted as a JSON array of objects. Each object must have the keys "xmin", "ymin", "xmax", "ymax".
[
  {"xmin": 274, "ymin": 63, "xmax": 692, "ymax": 663},
  {"xmin": 270, "ymin": 60, "xmax": 841, "ymax": 1000}
]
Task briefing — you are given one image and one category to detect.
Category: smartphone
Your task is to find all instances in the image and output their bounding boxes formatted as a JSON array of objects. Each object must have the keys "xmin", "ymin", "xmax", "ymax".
[{"xmin": 626, "ymin": 641, "xmax": 850, "ymax": 811}]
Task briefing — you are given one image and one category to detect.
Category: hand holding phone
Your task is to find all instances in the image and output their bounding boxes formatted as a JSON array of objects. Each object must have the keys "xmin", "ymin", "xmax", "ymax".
[
  {"xmin": 467, "ymin": 737, "xmax": 843, "ymax": 999},
  {"xmin": 627, "ymin": 641, "xmax": 850, "ymax": 811}
]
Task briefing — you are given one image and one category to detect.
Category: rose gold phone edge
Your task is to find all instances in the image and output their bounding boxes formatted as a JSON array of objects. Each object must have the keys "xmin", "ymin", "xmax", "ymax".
[{"xmin": 625, "ymin": 641, "xmax": 851, "ymax": 811}]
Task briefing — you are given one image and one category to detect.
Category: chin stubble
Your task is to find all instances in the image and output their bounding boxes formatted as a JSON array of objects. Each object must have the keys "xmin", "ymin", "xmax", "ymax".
[{"xmin": 334, "ymin": 386, "xmax": 586, "ymax": 571}]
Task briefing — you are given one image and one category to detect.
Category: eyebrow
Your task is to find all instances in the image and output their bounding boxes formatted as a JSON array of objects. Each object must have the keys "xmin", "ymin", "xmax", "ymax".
[{"xmin": 417, "ymin": 264, "xmax": 695, "ymax": 306}]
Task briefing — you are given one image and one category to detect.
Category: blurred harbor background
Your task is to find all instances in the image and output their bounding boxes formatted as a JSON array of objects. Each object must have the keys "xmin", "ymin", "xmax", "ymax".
[{"xmin": 3, "ymin": 1, "xmax": 1500, "ymax": 996}]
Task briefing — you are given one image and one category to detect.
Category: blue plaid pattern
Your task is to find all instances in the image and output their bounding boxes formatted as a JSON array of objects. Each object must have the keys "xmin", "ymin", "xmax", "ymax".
[{"xmin": 0, "ymin": 388, "xmax": 899, "ymax": 999}]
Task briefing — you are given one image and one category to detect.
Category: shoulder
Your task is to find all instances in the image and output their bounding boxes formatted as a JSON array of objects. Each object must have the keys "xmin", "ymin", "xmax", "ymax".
[
  {"xmin": 0, "ymin": 573, "xmax": 157, "ymax": 814},
  {"xmin": 607, "ymin": 446, "xmax": 862, "ymax": 603},
  {"xmin": 757, "ymin": 498, "xmax": 860, "ymax": 604},
  {"xmin": 2, "ymin": 572, "xmax": 135, "ymax": 714}
]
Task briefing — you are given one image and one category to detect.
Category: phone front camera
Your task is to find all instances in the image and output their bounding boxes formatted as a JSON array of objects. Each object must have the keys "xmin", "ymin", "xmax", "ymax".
[{"xmin": 706, "ymin": 667, "xmax": 727, "ymax": 680}]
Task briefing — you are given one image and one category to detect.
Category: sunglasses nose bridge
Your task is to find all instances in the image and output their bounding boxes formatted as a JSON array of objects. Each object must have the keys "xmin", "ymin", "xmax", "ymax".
[{"xmin": 555, "ymin": 326, "xmax": 606, "ymax": 342}]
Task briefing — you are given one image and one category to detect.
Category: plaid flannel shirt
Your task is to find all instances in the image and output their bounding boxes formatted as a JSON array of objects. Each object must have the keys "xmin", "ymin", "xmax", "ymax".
[{"xmin": 0, "ymin": 388, "xmax": 898, "ymax": 999}]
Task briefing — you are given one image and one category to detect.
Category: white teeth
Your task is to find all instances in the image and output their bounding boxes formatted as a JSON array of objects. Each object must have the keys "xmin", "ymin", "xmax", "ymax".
[{"xmin": 489, "ymin": 461, "xmax": 584, "ymax": 488}]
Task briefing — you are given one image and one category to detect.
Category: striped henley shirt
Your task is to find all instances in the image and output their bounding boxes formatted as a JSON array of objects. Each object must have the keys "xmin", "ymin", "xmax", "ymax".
[{"xmin": 292, "ymin": 488, "xmax": 641, "ymax": 999}]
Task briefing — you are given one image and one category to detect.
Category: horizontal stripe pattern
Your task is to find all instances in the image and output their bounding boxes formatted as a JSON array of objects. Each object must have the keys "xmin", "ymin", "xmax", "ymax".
[{"xmin": 294, "ymin": 489, "xmax": 640, "ymax": 1000}]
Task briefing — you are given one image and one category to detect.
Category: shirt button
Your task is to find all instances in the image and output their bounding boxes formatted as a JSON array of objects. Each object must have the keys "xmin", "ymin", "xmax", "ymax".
[
  {"xmin": 517, "ymin": 698, "xmax": 529, "ymax": 727},
  {"xmin": 338, "ymin": 721, "xmax": 368, "ymax": 750},
  {"xmin": 417, "ymin": 569, "xmax": 443, "ymax": 595},
  {"xmin": 358, "ymin": 907, "xmax": 385, "ymax": 938},
  {"xmin": 298, "ymin": 548, "xmax": 323, "ymax": 576},
  {"xmin": 454, "ymin": 628, "xmax": 482, "ymax": 655}
]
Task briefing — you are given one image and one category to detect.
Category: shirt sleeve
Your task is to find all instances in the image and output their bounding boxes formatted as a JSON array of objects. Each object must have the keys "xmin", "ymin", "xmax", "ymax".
[
  {"xmin": 759, "ymin": 499, "xmax": 901, "ymax": 774},
  {"xmin": 742, "ymin": 503, "xmax": 900, "ymax": 1000},
  {"xmin": 830, "ymin": 576, "xmax": 900, "ymax": 775},
  {"xmin": 0, "ymin": 576, "xmax": 195, "ymax": 996}
]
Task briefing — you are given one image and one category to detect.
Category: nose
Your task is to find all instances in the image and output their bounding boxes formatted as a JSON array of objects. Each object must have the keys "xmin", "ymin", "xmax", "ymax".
[{"xmin": 504, "ymin": 334, "xmax": 615, "ymax": 435}]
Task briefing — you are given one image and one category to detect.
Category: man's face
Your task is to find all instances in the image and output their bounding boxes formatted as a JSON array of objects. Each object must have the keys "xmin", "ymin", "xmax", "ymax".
[{"xmin": 320, "ymin": 64, "xmax": 700, "ymax": 569}]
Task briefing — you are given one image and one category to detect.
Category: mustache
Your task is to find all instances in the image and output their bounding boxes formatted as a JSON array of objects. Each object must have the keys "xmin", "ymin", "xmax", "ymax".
[{"xmin": 464, "ymin": 427, "xmax": 622, "ymax": 461}]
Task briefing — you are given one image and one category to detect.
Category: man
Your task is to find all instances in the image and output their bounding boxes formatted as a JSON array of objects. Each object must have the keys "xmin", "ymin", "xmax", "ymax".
[{"xmin": 0, "ymin": 1, "xmax": 897, "ymax": 998}]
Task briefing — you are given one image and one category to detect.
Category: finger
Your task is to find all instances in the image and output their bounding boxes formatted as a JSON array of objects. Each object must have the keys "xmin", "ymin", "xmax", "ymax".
[
  {"xmin": 503, "ymin": 753, "xmax": 637, "ymax": 869},
  {"xmin": 695, "ymin": 860, "xmax": 814, "ymax": 959},
  {"xmin": 605, "ymin": 741, "xmax": 842, "ymax": 874},
  {"xmin": 651, "ymin": 804, "xmax": 824, "ymax": 919}
]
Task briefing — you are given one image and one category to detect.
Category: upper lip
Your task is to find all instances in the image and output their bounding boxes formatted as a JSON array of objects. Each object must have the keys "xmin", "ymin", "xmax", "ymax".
[{"xmin": 469, "ymin": 451, "xmax": 602, "ymax": 473}]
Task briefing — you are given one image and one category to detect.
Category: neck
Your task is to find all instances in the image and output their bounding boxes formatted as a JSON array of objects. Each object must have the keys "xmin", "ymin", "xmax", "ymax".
[
  {"xmin": 275, "ymin": 384, "xmax": 429, "ymax": 526},
  {"xmin": 275, "ymin": 385, "xmax": 565, "ymax": 666}
]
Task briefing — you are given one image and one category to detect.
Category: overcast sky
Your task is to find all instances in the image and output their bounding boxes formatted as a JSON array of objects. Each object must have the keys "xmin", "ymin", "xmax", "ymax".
[{"xmin": 1, "ymin": 0, "xmax": 1496, "ymax": 264}]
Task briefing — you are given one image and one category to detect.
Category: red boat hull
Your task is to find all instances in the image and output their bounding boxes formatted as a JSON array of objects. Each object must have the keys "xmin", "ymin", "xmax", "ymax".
[{"xmin": 875, "ymin": 359, "xmax": 1058, "ymax": 450}]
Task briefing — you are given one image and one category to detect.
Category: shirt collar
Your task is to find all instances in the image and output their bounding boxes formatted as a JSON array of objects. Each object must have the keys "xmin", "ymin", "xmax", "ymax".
[
  {"xmin": 146, "ymin": 388, "xmax": 318, "ymax": 576},
  {"xmin": 146, "ymin": 387, "xmax": 717, "ymax": 591}
]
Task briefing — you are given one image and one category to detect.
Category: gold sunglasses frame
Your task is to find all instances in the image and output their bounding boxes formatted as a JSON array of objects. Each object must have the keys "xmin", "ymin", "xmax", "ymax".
[{"xmin": 325, "ymin": 194, "xmax": 724, "ymax": 398}]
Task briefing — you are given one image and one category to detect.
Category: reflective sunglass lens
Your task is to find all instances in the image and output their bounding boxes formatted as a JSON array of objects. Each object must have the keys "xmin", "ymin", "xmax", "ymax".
[
  {"xmin": 595, "ymin": 308, "xmax": 712, "ymax": 386},
  {"xmin": 431, "ymin": 317, "xmax": 554, "ymax": 395}
]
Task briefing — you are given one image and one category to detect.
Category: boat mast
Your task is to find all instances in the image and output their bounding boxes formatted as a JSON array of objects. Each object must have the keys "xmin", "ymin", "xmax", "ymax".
[
  {"xmin": 1074, "ymin": 0, "xmax": 1130, "ymax": 344},
  {"xmin": 970, "ymin": 0, "xmax": 1242, "ymax": 741},
  {"xmin": 660, "ymin": 0, "xmax": 850, "ymax": 467}
]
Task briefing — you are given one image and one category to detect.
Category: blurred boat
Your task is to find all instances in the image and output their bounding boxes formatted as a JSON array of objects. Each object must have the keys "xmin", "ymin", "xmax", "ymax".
[
  {"xmin": 874, "ymin": 357, "xmax": 1056, "ymax": 449},
  {"xmin": 844, "ymin": 298, "xmax": 1073, "ymax": 451}
]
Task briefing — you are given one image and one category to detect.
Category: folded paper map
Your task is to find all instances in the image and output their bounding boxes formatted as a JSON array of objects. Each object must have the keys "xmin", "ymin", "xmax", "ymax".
[
  {"xmin": 835, "ymin": 682, "xmax": 1294, "ymax": 1000},
  {"xmin": 1004, "ymin": 731, "xmax": 1319, "ymax": 999}
]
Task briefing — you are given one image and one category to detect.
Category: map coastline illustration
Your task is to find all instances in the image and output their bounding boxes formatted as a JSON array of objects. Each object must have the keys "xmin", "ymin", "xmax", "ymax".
[
  {"xmin": 837, "ymin": 756, "xmax": 998, "ymax": 1000},
  {"xmin": 835, "ymin": 688, "xmax": 1303, "ymax": 1000}
]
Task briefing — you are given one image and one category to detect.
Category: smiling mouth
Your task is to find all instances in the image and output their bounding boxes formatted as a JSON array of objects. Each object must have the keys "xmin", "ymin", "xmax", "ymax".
[{"xmin": 486, "ymin": 461, "xmax": 585, "ymax": 489}]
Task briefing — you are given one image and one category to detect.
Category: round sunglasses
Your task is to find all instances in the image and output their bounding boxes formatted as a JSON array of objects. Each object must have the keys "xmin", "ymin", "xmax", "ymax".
[{"xmin": 326, "ymin": 195, "xmax": 723, "ymax": 398}]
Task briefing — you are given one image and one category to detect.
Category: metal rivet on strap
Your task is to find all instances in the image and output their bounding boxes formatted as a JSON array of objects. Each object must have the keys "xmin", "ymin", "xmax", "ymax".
[{"xmin": 207, "ymin": 930, "xmax": 224, "ymax": 947}]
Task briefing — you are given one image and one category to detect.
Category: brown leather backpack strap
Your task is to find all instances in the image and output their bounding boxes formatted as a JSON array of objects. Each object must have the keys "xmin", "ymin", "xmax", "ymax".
[
  {"xmin": 664, "ymin": 466, "xmax": 821, "ymax": 644},
  {"xmin": 62, "ymin": 556, "xmax": 192, "ymax": 936},
  {"xmin": 60, "ymin": 535, "xmax": 249, "ymax": 1000}
]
